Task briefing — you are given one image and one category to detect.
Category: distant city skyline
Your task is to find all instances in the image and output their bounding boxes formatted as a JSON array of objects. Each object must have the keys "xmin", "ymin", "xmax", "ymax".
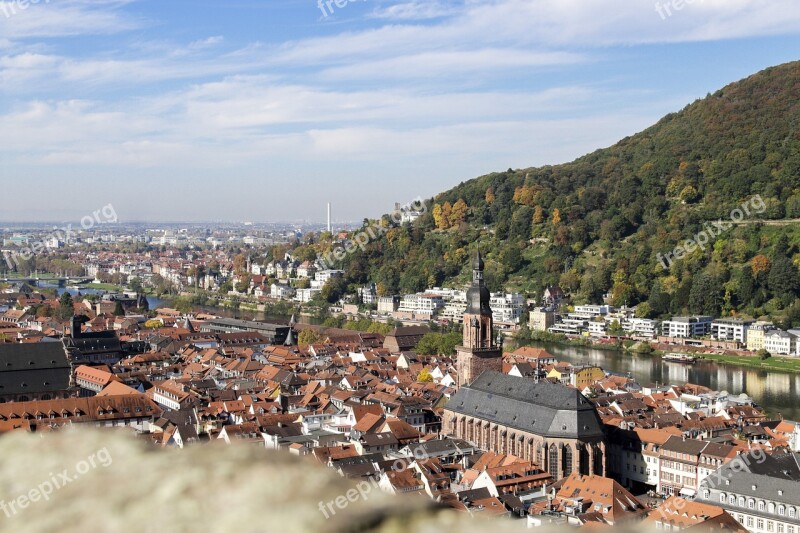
[{"xmin": 1, "ymin": 1, "xmax": 800, "ymax": 222}]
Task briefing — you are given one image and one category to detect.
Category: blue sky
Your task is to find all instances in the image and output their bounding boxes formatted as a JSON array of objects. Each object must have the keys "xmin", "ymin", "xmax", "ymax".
[{"xmin": 1, "ymin": 0, "xmax": 799, "ymax": 224}]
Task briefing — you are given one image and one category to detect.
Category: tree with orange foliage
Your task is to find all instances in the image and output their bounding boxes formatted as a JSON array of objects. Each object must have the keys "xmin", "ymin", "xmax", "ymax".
[
  {"xmin": 751, "ymin": 255, "xmax": 771, "ymax": 277},
  {"xmin": 450, "ymin": 199, "xmax": 468, "ymax": 227},
  {"xmin": 485, "ymin": 188, "xmax": 495, "ymax": 205}
]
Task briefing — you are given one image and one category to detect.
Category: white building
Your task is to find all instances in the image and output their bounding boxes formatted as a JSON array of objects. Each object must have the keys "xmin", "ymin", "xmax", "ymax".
[
  {"xmin": 624, "ymin": 318, "xmax": 660, "ymax": 338},
  {"xmin": 662, "ymin": 316, "xmax": 713, "ymax": 338},
  {"xmin": 315, "ymin": 270, "xmax": 344, "ymax": 284},
  {"xmin": 294, "ymin": 288, "xmax": 320, "ymax": 303},
  {"xmin": 490, "ymin": 293, "xmax": 525, "ymax": 324},
  {"xmin": 270, "ymin": 283, "xmax": 296, "ymax": 300},
  {"xmin": 764, "ymin": 330, "xmax": 798, "ymax": 356},
  {"xmin": 587, "ymin": 320, "xmax": 608, "ymax": 336},
  {"xmin": 397, "ymin": 293, "xmax": 445, "ymax": 318},
  {"xmin": 572, "ymin": 305, "xmax": 612, "ymax": 319},
  {"xmin": 711, "ymin": 319, "xmax": 755, "ymax": 344}
]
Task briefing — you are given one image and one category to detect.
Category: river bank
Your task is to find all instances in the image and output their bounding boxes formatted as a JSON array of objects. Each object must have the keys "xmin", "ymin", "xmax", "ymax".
[
  {"xmin": 517, "ymin": 330, "xmax": 800, "ymax": 374},
  {"xmin": 530, "ymin": 342, "xmax": 800, "ymax": 420}
]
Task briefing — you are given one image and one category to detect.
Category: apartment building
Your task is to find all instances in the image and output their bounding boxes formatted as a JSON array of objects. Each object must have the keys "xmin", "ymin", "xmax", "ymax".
[
  {"xmin": 662, "ymin": 316, "xmax": 713, "ymax": 338},
  {"xmin": 396, "ymin": 294, "xmax": 445, "ymax": 319},
  {"xmin": 712, "ymin": 319, "xmax": 755, "ymax": 344},
  {"xmin": 625, "ymin": 318, "xmax": 660, "ymax": 338},
  {"xmin": 490, "ymin": 293, "xmax": 525, "ymax": 324}
]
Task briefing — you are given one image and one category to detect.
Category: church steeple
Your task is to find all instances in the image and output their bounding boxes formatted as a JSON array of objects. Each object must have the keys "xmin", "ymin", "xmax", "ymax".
[
  {"xmin": 465, "ymin": 251, "xmax": 492, "ymax": 316},
  {"xmin": 457, "ymin": 251, "xmax": 502, "ymax": 387}
]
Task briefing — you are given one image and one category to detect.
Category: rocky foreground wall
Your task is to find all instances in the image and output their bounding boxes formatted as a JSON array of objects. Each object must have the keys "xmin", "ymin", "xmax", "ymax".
[{"xmin": 0, "ymin": 429, "xmax": 644, "ymax": 533}]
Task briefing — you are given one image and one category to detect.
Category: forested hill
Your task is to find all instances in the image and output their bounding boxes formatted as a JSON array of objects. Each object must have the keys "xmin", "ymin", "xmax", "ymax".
[{"xmin": 334, "ymin": 61, "xmax": 800, "ymax": 326}]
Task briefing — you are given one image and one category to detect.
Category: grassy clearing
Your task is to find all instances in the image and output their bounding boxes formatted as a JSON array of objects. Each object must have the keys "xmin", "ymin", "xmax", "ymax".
[{"xmin": 698, "ymin": 352, "xmax": 800, "ymax": 373}]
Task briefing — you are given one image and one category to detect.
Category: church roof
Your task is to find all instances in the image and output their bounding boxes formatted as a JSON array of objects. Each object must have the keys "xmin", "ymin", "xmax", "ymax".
[{"xmin": 446, "ymin": 371, "xmax": 604, "ymax": 439}]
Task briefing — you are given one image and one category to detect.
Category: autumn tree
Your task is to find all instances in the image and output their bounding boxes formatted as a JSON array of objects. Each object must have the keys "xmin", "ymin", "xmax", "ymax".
[
  {"xmin": 432, "ymin": 204, "xmax": 447, "ymax": 230},
  {"xmin": 513, "ymin": 185, "xmax": 539, "ymax": 207},
  {"xmin": 298, "ymin": 329, "xmax": 321, "ymax": 345},
  {"xmin": 751, "ymin": 255, "xmax": 771, "ymax": 277},
  {"xmin": 233, "ymin": 254, "xmax": 247, "ymax": 274},
  {"xmin": 449, "ymin": 199, "xmax": 468, "ymax": 227},
  {"xmin": 485, "ymin": 188, "xmax": 496, "ymax": 205},
  {"xmin": 552, "ymin": 208, "xmax": 561, "ymax": 225},
  {"xmin": 417, "ymin": 368, "xmax": 434, "ymax": 383},
  {"xmin": 533, "ymin": 206, "xmax": 544, "ymax": 225},
  {"xmin": 441, "ymin": 202, "xmax": 453, "ymax": 228}
]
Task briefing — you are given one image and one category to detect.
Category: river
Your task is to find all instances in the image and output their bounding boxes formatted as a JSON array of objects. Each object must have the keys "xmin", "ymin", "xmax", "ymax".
[
  {"xmin": 532, "ymin": 343, "xmax": 800, "ymax": 421},
  {"xmin": 49, "ymin": 285, "xmax": 165, "ymax": 311}
]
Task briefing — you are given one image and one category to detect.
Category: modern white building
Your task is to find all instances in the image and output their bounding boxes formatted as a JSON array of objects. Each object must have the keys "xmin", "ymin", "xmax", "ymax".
[
  {"xmin": 662, "ymin": 316, "xmax": 713, "ymax": 338},
  {"xmin": 624, "ymin": 318, "xmax": 660, "ymax": 338},
  {"xmin": 490, "ymin": 293, "xmax": 525, "ymax": 324},
  {"xmin": 571, "ymin": 305, "xmax": 612, "ymax": 319},
  {"xmin": 711, "ymin": 318, "xmax": 755, "ymax": 344},
  {"xmin": 397, "ymin": 294, "xmax": 445, "ymax": 317}
]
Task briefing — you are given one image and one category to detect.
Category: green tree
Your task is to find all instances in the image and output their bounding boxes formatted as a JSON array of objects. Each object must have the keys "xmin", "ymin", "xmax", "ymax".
[{"xmin": 56, "ymin": 292, "xmax": 74, "ymax": 320}]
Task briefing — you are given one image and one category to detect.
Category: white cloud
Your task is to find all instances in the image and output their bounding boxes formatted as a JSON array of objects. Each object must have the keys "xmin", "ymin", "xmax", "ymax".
[
  {"xmin": 369, "ymin": 1, "xmax": 458, "ymax": 20},
  {"xmin": 0, "ymin": 0, "xmax": 142, "ymax": 40}
]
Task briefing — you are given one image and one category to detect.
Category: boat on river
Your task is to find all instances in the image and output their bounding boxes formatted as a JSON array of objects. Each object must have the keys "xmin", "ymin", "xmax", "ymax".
[{"xmin": 662, "ymin": 353, "xmax": 699, "ymax": 364}]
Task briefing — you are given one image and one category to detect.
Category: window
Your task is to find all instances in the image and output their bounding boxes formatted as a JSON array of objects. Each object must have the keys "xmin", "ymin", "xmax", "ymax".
[
  {"xmin": 703, "ymin": 490, "xmax": 710, "ymax": 499},
  {"xmin": 748, "ymin": 518, "xmax": 754, "ymax": 528},
  {"xmin": 749, "ymin": 500, "xmax": 756, "ymax": 510},
  {"xmin": 768, "ymin": 522, "xmax": 774, "ymax": 532},
  {"xmin": 760, "ymin": 502, "xmax": 766, "ymax": 512},
  {"xmin": 730, "ymin": 496, "xmax": 736, "ymax": 505},
  {"xmin": 721, "ymin": 494, "xmax": 727, "ymax": 503},
  {"xmin": 779, "ymin": 506, "xmax": 786, "ymax": 516},
  {"xmin": 758, "ymin": 520, "xmax": 764, "ymax": 530},
  {"xmin": 790, "ymin": 509, "xmax": 797, "ymax": 519}
]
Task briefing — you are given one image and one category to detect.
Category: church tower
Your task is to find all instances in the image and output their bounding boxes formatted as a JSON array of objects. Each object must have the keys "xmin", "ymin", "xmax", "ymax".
[{"xmin": 456, "ymin": 252, "xmax": 503, "ymax": 387}]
